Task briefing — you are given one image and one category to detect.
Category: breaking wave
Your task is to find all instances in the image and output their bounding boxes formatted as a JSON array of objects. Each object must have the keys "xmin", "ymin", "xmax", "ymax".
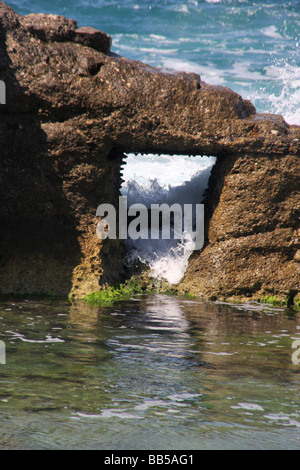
[{"xmin": 121, "ymin": 154, "xmax": 216, "ymax": 284}]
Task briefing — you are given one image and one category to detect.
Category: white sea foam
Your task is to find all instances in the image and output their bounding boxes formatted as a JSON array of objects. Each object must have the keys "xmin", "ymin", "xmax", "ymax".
[
  {"xmin": 161, "ymin": 58, "xmax": 226, "ymax": 85},
  {"xmin": 149, "ymin": 34, "xmax": 166, "ymax": 41},
  {"xmin": 139, "ymin": 47, "xmax": 178, "ymax": 55},
  {"xmin": 174, "ymin": 4, "xmax": 190, "ymax": 14},
  {"xmin": 121, "ymin": 154, "xmax": 215, "ymax": 284},
  {"xmin": 121, "ymin": 153, "xmax": 214, "ymax": 190},
  {"xmin": 261, "ymin": 25, "xmax": 283, "ymax": 40},
  {"xmin": 230, "ymin": 61, "xmax": 270, "ymax": 82},
  {"xmin": 251, "ymin": 61, "xmax": 300, "ymax": 125},
  {"xmin": 146, "ymin": 233, "xmax": 196, "ymax": 284}
]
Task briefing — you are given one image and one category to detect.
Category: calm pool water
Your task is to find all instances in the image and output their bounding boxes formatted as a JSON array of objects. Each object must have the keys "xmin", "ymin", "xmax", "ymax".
[{"xmin": 0, "ymin": 294, "xmax": 299, "ymax": 449}]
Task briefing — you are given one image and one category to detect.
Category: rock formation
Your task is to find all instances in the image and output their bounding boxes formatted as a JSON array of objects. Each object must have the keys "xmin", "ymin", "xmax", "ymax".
[{"xmin": 0, "ymin": 2, "xmax": 299, "ymax": 302}]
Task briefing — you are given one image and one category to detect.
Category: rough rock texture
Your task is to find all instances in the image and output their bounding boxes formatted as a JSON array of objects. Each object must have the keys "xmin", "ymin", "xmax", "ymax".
[
  {"xmin": 178, "ymin": 153, "xmax": 299, "ymax": 301},
  {"xmin": 0, "ymin": 2, "xmax": 299, "ymax": 301}
]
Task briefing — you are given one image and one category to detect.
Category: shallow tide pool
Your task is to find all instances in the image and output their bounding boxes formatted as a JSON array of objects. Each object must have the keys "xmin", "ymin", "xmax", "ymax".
[{"xmin": 0, "ymin": 295, "xmax": 299, "ymax": 449}]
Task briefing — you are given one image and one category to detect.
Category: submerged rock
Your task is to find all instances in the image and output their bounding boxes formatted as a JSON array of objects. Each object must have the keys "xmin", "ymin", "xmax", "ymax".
[{"xmin": 0, "ymin": 1, "xmax": 299, "ymax": 301}]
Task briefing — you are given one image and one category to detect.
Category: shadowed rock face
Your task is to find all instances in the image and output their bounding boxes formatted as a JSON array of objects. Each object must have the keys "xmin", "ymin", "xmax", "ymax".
[{"xmin": 0, "ymin": 2, "xmax": 299, "ymax": 301}]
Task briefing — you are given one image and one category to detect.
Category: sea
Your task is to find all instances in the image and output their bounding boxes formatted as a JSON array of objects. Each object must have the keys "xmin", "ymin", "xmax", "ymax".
[{"xmin": 1, "ymin": 0, "xmax": 300, "ymax": 450}]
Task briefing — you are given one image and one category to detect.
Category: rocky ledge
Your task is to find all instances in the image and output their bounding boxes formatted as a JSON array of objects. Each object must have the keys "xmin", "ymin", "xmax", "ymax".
[{"xmin": 0, "ymin": 2, "xmax": 299, "ymax": 303}]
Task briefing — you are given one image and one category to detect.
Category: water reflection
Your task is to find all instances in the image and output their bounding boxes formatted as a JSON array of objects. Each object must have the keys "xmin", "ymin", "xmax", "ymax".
[{"xmin": 0, "ymin": 296, "xmax": 299, "ymax": 449}]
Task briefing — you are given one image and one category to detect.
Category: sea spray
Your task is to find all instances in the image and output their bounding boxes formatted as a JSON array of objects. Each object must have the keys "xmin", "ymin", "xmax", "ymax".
[
  {"xmin": 121, "ymin": 154, "xmax": 215, "ymax": 284},
  {"xmin": 252, "ymin": 53, "xmax": 300, "ymax": 126}
]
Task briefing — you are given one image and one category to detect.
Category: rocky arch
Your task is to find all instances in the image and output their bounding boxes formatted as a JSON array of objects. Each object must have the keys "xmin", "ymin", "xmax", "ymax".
[{"xmin": 0, "ymin": 2, "xmax": 299, "ymax": 302}]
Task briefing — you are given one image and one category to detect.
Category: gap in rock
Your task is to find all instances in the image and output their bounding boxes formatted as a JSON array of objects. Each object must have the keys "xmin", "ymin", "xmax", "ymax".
[{"xmin": 120, "ymin": 153, "xmax": 216, "ymax": 285}]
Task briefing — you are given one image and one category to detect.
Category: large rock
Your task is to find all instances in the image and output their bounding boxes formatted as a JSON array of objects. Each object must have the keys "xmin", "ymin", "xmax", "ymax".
[
  {"xmin": 0, "ymin": 2, "xmax": 299, "ymax": 301},
  {"xmin": 178, "ymin": 152, "xmax": 299, "ymax": 302}
]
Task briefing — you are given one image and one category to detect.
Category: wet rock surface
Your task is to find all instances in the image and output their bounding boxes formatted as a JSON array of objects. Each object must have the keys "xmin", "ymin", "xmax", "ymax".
[{"xmin": 0, "ymin": 2, "xmax": 299, "ymax": 300}]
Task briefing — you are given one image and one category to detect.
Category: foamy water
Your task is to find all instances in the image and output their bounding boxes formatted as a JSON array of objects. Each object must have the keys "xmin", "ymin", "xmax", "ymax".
[{"xmin": 121, "ymin": 154, "xmax": 215, "ymax": 284}]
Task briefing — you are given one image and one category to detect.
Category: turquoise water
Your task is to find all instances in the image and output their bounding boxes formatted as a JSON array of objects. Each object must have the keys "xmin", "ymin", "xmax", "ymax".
[
  {"xmin": 6, "ymin": 0, "xmax": 300, "ymax": 124},
  {"xmin": 0, "ymin": 296, "xmax": 300, "ymax": 450}
]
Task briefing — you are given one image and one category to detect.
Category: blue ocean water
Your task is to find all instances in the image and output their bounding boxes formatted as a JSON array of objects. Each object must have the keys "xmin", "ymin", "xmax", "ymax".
[{"xmin": 7, "ymin": 0, "xmax": 300, "ymax": 124}]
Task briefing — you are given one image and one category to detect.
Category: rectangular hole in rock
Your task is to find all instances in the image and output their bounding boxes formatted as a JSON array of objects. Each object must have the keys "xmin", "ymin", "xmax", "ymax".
[{"xmin": 119, "ymin": 153, "xmax": 217, "ymax": 285}]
